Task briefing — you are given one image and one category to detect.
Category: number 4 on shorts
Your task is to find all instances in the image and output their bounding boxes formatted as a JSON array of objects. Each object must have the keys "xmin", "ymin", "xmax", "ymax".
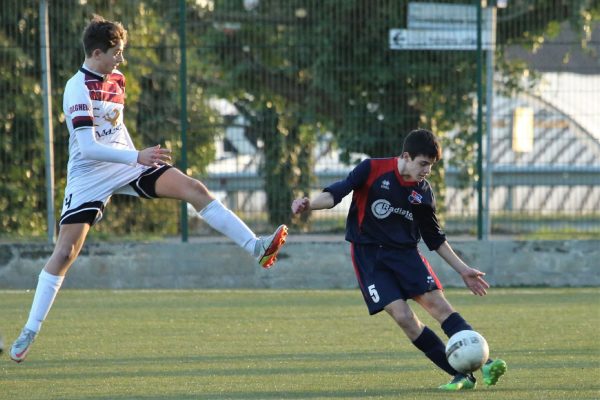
[{"xmin": 64, "ymin": 194, "xmax": 72, "ymax": 208}]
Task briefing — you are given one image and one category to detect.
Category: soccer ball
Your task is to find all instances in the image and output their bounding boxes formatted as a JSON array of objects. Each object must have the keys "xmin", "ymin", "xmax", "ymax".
[{"xmin": 445, "ymin": 330, "xmax": 489, "ymax": 373}]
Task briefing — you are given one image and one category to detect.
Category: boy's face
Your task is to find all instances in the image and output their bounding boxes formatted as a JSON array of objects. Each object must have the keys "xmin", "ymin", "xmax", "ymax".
[
  {"xmin": 400, "ymin": 152, "xmax": 436, "ymax": 182},
  {"xmin": 90, "ymin": 40, "xmax": 125, "ymax": 75}
]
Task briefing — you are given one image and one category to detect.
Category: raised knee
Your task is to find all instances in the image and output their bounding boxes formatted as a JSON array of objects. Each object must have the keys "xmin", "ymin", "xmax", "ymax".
[
  {"xmin": 189, "ymin": 179, "xmax": 214, "ymax": 209},
  {"xmin": 191, "ymin": 179, "xmax": 210, "ymax": 197}
]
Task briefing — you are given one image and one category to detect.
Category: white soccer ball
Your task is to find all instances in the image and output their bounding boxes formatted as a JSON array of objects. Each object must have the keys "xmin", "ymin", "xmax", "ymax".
[{"xmin": 445, "ymin": 330, "xmax": 489, "ymax": 373}]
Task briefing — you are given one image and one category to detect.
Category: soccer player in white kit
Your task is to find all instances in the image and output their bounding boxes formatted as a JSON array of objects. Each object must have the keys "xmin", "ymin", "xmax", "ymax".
[{"xmin": 10, "ymin": 15, "xmax": 288, "ymax": 363}]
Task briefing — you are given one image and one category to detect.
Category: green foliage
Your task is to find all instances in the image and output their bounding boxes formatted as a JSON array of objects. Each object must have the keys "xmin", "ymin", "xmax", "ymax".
[
  {"xmin": 1, "ymin": 0, "xmax": 217, "ymax": 237},
  {"xmin": 496, "ymin": 0, "xmax": 598, "ymax": 47},
  {"xmin": 235, "ymin": 100, "xmax": 315, "ymax": 227},
  {"xmin": 197, "ymin": 1, "xmax": 485, "ymax": 223},
  {"xmin": 1, "ymin": 0, "xmax": 598, "ymax": 236},
  {"xmin": 0, "ymin": 26, "xmax": 47, "ymax": 235},
  {"xmin": 197, "ymin": 0, "xmax": 599, "ymax": 228}
]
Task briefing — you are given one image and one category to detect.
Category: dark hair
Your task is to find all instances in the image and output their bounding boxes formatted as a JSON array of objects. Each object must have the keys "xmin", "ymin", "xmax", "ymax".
[
  {"xmin": 82, "ymin": 14, "xmax": 127, "ymax": 57},
  {"xmin": 402, "ymin": 129, "xmax": 442, "ymax": 162}
]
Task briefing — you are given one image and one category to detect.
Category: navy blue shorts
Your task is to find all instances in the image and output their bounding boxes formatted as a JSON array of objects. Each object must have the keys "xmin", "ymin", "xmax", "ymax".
[{"xmin": 350, "ymin": 243, "xmax": 443, "ymax": 315}]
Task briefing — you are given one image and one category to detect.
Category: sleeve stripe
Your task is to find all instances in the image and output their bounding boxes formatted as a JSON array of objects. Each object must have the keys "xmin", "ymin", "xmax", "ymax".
[{"xmin": 72, "ymin": 116, "xmax": 93, "ymax": 129}]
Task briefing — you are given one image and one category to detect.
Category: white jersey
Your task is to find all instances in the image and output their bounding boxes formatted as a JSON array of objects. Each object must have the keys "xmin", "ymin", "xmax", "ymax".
[{"xmin": 62, "ymin": 66, "xmax": 148, "ymax": 216}]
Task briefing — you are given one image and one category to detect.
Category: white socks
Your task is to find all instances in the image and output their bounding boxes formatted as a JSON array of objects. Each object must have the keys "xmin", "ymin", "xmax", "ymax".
[
  {"xmin": 198, "ymin": 200, "xmax": 257, "ymax": 254},
  {"xmin": 25, "ymin": 270, "xmax": 64, "ymax": 333},
  {"xmin": 21, "ymin": 202, "xmax": 255, "ymax": 334}
]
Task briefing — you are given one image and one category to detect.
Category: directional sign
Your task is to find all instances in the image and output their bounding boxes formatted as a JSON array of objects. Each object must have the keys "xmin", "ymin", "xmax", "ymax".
[
  {"xmin": 390, "ymin": 2, "xmax": 494, "ymax": 51},
  {"xmin": 389, "ymin": 28, "xmax": 493, "ymax": 51}
]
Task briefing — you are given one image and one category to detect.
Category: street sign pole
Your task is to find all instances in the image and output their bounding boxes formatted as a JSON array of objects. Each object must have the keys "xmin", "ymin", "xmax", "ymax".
[
  {"xmin": 476, "ymin": 1, "xmax": 484, "ymax": 240},
  {"xmin": 390, "ymin": 1, "xmax": 498, "ymax": 240}
]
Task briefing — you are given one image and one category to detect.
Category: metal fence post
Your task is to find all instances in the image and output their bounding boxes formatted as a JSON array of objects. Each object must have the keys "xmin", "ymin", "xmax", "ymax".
[
  {"xmin": 40, "ymin": 0, "xmax": 55, "ymax": 243},
  {"xmin": 483, "ymin": 5, "xmax": 497, "ymax": 239},
  {"xmin": 179, "ymin": 0, "xmax": 189, "ymax": 242}
]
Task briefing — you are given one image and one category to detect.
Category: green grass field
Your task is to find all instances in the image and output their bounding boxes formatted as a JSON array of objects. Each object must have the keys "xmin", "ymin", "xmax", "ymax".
[{"xmin": 1, "ymin": 288, "xmax": 598, "ymax": 400}]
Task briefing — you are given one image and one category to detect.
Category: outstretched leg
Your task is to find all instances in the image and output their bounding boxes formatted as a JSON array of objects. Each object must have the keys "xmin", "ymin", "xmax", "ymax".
[{"xmin": 154, "ymin": 168, "xmax": 287, "ymax": 267}]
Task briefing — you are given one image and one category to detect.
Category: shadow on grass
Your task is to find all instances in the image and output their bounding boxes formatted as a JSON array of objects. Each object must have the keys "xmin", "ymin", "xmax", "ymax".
[
  {"xmin": 61, "ymin": 388, "xmax": 443, "ymax": 400},
  {"xmin": 8, "ymin": 350, "xmax": 434, "ymax": 381}
]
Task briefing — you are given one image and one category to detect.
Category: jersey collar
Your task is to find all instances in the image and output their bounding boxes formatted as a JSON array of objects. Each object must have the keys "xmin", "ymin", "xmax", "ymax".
[
  {"xmin": 394, "ymin": 157, "xmax": 418, "ymax": 187},
  {"xmin": 80, "ymin": 65, "xmax": 105, "ymax": 81}
]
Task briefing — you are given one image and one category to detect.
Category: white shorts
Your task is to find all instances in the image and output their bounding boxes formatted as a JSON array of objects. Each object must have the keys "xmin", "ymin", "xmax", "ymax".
[{"xmin": 59, "ymin": 164, "xmax": 172, "ymax": 226}]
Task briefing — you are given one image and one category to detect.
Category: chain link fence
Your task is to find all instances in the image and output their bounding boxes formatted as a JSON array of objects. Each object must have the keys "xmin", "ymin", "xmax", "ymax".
[{"xmin": 1, "ymin": 0, "xmax": 598, "ymax": 240}]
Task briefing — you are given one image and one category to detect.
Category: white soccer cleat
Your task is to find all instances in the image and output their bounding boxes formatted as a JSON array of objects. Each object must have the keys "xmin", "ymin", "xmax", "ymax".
[
  {"xmin": 10, "ymin": 328, "xmax": 38, "ymax": 363},
  {"xmin": 254, "ymin": 224, "xmax": 288, "ymax": 269}
]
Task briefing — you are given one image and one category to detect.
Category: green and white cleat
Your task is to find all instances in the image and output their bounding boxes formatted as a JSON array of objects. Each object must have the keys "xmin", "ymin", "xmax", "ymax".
[
  {"xmin": 438, "ymin": 373, "xmax": 477, "ymax": 391},
  {"xmin": 482, "ymin": 358, "xmax": 507, "ymax": 386},
  {"xmin": 10, "ymin": 328, "xmax": 38, "ymax": 363}
]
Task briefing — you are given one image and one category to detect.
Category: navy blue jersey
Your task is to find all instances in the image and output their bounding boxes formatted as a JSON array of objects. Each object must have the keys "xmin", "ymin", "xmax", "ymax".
[{"xmin": 324, "ymin": 158, "xmax": 446, "ymax": 250}]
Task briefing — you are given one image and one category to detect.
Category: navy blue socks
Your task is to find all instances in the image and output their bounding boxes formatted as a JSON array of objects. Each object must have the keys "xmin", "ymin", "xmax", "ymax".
[
  {"xmin": 441, "ymin": 312, "xmax": 473, "ymax": 338},
  {"xmin": 412, "ymin": 326, "xmax": 457, "ymax": 376}
]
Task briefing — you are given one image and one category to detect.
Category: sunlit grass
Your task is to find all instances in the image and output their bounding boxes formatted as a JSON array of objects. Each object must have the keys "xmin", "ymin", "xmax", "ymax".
[{"xmin": 1, "ymin": 288, "xmax": 599, "ymax": 399}]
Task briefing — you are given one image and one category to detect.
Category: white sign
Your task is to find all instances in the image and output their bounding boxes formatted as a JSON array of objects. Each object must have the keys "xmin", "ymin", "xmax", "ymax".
[
  {"xmin": 389, "ymin": 28, "xmax": 493, "ymax": 51},
  {"xmin": 512, "ymin": 107, "xmax": 534, "ymax": 153},
  {"xmin": 390, "ymin": 2, "xmax": 494, "ymax": 51},
  {"xmin": 407, "ymin": 2, "xmax": 492, "ymax": 30}
]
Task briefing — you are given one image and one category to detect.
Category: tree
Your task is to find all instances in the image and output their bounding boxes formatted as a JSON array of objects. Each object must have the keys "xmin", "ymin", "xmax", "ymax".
[
  {"xmin": 194, "ymin": 0, "xmax": 599, "ymax": 226},
  {"xmin": 0, "ymin": 0, "xmax": 218, "ymax": 237},
  {"xmin": 1, "ymin": 0, "xmax": 597, "ymax": 236}
]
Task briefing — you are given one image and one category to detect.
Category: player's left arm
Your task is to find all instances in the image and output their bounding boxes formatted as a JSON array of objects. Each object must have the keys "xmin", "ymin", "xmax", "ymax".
[
  {"xmin": 412, "ymin": 188, "xmax": 489, "ymax": 296},
  {"xmin": 435, "ymin": 241, "xmax": 490, "ymax": 296}
]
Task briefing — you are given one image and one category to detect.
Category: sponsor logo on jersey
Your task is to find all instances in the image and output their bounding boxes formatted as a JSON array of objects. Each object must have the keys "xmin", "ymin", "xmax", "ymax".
[
  {"xmin": 380, "ymin": 179, "xmax": 390, "ymax": 190},
  {"xmin": 69, "ymin": 104, "xmax": 89, "ymax": 114},
  {"xmin": 408, "ymin": 190, "xmax": 423, "ymax": 204},
  {"xmin": 371, "ymin": 199, "xmax": 413, "ymax": 221},
  {"xmin": 103, "ymin": 109, "xmax": 121, "ymax": 127},
  {"xmin": 96, "ymin": 124, "xmax": 123, "ymax": 138}
]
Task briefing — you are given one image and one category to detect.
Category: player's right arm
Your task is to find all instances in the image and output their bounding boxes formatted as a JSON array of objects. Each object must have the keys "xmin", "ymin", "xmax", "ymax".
[
  {"xmin": 291, "ymin": 192, "xmax": 334, "ymax": 214},
  {"xmin": 291, "ymin": 159, "xmax": 371, "ymax": 214}
]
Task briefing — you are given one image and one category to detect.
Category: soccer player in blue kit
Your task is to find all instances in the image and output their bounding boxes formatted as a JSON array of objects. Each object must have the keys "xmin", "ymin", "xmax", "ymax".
[
  {"xmin": 291, "ymin": 129, "xmax": 506, "ymax": 390},
  {"xmin": 9, "ymin": 15, "xmax": 287, "ymax": 363}
]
